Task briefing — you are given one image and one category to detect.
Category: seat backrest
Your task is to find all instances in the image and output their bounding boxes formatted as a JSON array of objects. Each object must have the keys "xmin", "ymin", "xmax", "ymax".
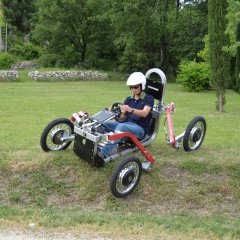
[{"xmin": 144, "ymin": 78, "xmax": 164, "ymax": 101}]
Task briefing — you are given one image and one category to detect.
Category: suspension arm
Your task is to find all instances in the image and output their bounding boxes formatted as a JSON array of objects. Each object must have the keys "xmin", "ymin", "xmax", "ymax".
[
  {"xmin": 166, "ymin": 103, "xmax": 176, "ymax": 146},
  {"xmin": 107, "ymin": 132, "xmax": 155, "ymax": 163}
]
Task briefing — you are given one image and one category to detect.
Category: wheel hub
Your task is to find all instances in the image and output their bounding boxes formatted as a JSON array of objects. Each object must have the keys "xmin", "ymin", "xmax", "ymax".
[
  {"xmin": 51, "ymin": 129, "xmax": 64, "ymax": 145},
  {"xmin": 121, "ymin": 169, "xmax": 135, "ymax": 186},
  {"xmin": 190, "ymin": 127, "xmax": 201, "ymax": 143}
]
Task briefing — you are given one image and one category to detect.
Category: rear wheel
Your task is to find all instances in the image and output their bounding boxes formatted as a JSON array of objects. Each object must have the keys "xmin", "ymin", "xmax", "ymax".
[
  {"xmin": 110, "ymin": 156, "xmax": 142, "ymax": 198},
  {"xmin": 40, "ymin": 118, "xmax": 74, "ymax": 152},
  {"xmin": 183, "ymin": 116, "xmax": 206, "ymax": 151}
]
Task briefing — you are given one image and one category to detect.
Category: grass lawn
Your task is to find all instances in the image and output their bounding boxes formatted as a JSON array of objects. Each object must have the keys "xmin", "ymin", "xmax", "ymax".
[{"xmin": 0, "ymin": 70, "xmax": 239, "ymax": 239}]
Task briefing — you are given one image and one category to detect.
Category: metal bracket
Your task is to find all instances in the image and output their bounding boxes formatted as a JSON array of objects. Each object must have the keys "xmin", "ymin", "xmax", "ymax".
[{"xmin": 142, "ymin": 162, "xmax": 152, "ymax": 172}]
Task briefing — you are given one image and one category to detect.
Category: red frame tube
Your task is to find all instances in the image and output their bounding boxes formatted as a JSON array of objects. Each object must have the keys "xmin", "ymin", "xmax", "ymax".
[
  {"xmin": 107, "ymin": 132, "xmax": 155, "ymax": 163},
  {"xmin": 166, "ymin": 104, "xmax": 176, "ymax": 146}
]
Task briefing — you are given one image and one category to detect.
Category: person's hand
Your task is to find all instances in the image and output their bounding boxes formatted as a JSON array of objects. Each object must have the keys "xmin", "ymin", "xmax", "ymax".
[{"xmin": 121, "ymin": 105, "xmax": 131, "ymax": 113}]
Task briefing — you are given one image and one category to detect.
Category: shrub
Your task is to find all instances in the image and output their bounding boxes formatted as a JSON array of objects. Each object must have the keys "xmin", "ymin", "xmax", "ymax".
[
  {"xmin": 9, "ymin": 43, "xmax": 42, "ymax": 60},
  {"xmin": 176, "ymin": 61, "xmax": 210, "ymax": 92},
  {"xmin": 0, "ymin": 53, "xmax": 16, "ymax": 69},
  {"xmin": 36, "ymin": 54, "xmax": 59, "ymax": 68},
  {"xmin": 87, "ymin": 57, "xmax": 115, "ymax": 71}
]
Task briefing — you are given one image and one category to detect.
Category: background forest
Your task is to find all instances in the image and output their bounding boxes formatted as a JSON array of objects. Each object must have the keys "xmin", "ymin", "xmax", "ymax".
[{"xmin": 0, "ymin": 0, "xmax": 240, "ymax": 94}]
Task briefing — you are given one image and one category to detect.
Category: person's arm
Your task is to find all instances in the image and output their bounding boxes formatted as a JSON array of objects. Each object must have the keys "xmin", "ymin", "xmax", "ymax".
[{"xmin": 121, "ymin": 105, "xmax": 151, "ymax": 118}]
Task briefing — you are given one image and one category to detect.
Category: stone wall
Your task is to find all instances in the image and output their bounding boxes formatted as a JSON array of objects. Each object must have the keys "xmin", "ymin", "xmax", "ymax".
[
  {"xmin": 28, "ymin": 70, "xmax": 108, "ymax": 81},
  {"xmin": 0, "ymin": 71, "xmax": 18, "ymax": 79},
  {"xmin": 0, "ymin": 70, "xmax": 108, "ymax": 81}
]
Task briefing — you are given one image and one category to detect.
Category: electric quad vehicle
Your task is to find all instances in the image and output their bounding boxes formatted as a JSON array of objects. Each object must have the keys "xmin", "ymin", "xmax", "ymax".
[{"xmin": 40, "ymin": 68, "xmax": 206, "ymax": 198}]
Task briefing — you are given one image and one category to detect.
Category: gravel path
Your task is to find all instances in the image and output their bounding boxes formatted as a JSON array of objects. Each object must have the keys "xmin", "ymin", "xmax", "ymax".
[{"xmin": 0, "ymin": 226, "xmax": 112, "ymax": 240}]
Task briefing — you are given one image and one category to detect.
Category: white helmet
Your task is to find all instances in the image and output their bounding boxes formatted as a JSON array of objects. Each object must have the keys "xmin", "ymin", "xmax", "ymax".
[{"xmin": 126, "ymin": 72, "xmax": 146, "ymax": 90}]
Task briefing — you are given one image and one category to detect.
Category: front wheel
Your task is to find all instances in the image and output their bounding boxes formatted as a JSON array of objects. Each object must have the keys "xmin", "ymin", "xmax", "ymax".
[
  {"xmin": 183, "ymin": 116, "xmax": 206, "ymax": 151},
  {"xmin": 40, "ymin": 118, "xmax": 74, "ymax": 152},
  {"xmin": 110, "ymin": 156, "xmax": 142, "ymax": 198}
]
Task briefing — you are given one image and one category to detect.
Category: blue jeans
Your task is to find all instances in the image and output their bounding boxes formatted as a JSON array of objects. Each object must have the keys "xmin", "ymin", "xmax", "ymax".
[{"xmin": 101, "ymin": 121, "xmax": 145, "ymax": 157}]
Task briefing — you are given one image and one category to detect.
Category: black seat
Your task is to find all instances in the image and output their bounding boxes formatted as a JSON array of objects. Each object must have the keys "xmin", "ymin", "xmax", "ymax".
[
  {"xmin": 140, "ymin": 78, "xmax": 164, "ymax": 138},
  {"xmin": 145, "ymin": 78, "xmax": 164, "ymax": 101}
]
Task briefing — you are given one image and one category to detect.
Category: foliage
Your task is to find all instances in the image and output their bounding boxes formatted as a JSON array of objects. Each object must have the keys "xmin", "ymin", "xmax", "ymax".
[
  {"xmin": 103, "ymin": 0, "xmax": 207, "ymax": 73},
  {"xmin": 0, "ymin": 0, "xmax": 4, "ymax": 26},
  {"xmin": 208, "ymin": 0, "xmax": 231, "ymax": 112},
  {"xmin": 9, "ymin": 42, "xmax": 42, "ymax": 60},
  {"xmin": 1, "ymin": 0, "xmax": 210, "ymax": 75},
  {"xmin": 0, "ymin": 52, "xmax": 15, "ymax": 69},
  {"xmin": 31, "ymin": 0, "xmax": 116, "ymax": 70},
  {"xmin": 235, "ymin": 23, "xmax": 240, "ymax": 93},
  {"xmin": 36, "ymin": 53, "xmax": 59, "ymax": 68},
  {"xmin": 86, "ymin": 57, "xmax": 116, "ymax": 71},
  {"xmin": 103, "ymin": 0, "xmax": 168, "ymax": 72},
  {"xmin": 197, "ymin": 34, "xmax": 210, "ymax": 62},
  {"xmin": 167, "ymin": 3, "xmax": 208, "ymax": 66},
  {"xmin": 225, "ymin": 0, "xmax": 240, "ymax": 94},
  {"xmin": 2, "ymin": 0, "xmax": 37, "ymax": 32},
  {"xmin": 176, "ymin": 61, "xmax": 210, "ymax": 92},
  {"xmin": 119, "ymin": 49, "xmax": 148, "ymax": 73},
  {"xmin": 225, "ymin": 0, "xmax": 240, "ymax": 54}
]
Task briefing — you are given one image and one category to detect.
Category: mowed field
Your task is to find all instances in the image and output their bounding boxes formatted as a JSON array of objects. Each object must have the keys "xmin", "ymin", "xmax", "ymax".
[{"xmin": 0, "ymin": 74, "xmax": 239, "ymax": 239}]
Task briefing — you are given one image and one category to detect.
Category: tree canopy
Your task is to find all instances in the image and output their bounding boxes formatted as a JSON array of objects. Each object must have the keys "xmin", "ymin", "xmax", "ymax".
[
  {"xmin": 2, "ymin": 0, "xmax": 37, "ymax": 32},
  {"xmin": 2, "ymin": 0, "xmax": 240, "ymax": 110},
  {"xmin": 9, "ymin": 0, "xmax": 205, "ymax": 72},
  {"xmin": 0, "ymin": 0, "xmax": 5, "ymax": 26}
]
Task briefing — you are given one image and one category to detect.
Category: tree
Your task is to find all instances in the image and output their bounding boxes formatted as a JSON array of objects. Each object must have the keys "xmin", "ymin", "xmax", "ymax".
[
  {"xmin": 0, "ymin": 0, "xmax": 211, "ymax": 72},
  {"xmin": 2, "ymin": 0, "xmax": 37, "ymax": 32},
  {"xmin": 225, "ymin": 0, "xmax": 240, "ymax": 93},
  {"xmin": 236, "ymin": 22, "xmax": 240, "ymax": 92},
  {"xmin": 0, "ymin": 0, "xmax": 4, "ymax": 26},
  {"xmin": 197, "ymin": 34, "xmax": 210, "ymax": 62},
  {"xmin": 31, "ymin": 0, "xmax": 116, "ymax": 68},
  {"xmin": 167, "ymin": 3, "xmax": 208, "ymax": 64},
  {"xmin": 208, "ymin": 0, "xmax": 231, "ymax": 112},
  {"xmin": 103, "ymin": 0, "xmax": 178, "ymax": 72}
]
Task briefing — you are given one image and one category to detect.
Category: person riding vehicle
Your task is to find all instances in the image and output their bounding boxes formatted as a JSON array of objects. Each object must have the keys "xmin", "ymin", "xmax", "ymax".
[{"xmin": 98, "ymin": 72, "xmax": 154, "ymax": 159}]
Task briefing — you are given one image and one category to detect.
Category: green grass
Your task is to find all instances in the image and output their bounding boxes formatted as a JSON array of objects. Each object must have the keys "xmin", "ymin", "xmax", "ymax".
[
  {"xmin": 0, "ymin": 205, "xmax": 239, "ymax": 239},
  {"xmin": 0, "ymin": 70, "xmax": 240, "ymax": 239}
]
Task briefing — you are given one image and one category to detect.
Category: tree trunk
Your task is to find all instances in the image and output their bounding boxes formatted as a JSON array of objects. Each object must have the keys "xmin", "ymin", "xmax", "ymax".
[
  {"xmin": 176, "ymin": 0, "xmax": 180, "ymax": 11},
  {"xmin": 219, "ymin": 92, "xmax": 224, "ymax": 113}
]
